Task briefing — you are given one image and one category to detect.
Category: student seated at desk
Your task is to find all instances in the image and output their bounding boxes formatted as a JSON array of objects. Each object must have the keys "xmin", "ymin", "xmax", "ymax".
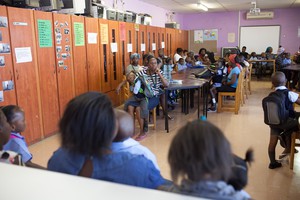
[
  {"xmin": 166, "ymin": 120, "xmax": 251, "ymax": 199},
  {"xmin": 198, "ymin": 48, "xmax": 211, "ymax": 65},
  {"xmin": 47, "ymin": 92, "xmax": 166, "ymax": 189},
  {"xmin": 176, "ymin": 58, "xmax": 187, "ymax": 71},
  {"xmin": 293, "ymin": 46, "xmax": 300, "ymax": 64}
]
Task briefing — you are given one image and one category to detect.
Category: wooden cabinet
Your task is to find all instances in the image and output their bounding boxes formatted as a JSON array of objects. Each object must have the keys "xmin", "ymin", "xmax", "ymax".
[
  {"xmin": 157, "ymin": 27, "xmax": 166, "ymax": 56},
  {"xmin": 139, "ymin": 24, "xmax": 147, "ymax": 58},
  {"xmin": 85, "ymin": 17, "xmax": 101, "ymax": 92},
  {"xmin": 52, "ymin": 13, "xmax": 75, "ymax": 117},
  {"xmin": 166, "ymin": 28, "xmax": 176, "ymax": 58},
  {"xmin": 124, "ymin": 22, "xmax": 136, "ymax": 67},
  {"xmin": 147, "ymin": 26, "xmax": 158, "ymax": 56},
  {"xmin": 71, "ymin": 15, "xmax": 88, "ymax": 96},
  {"xmin": 99, "ymin": 19, "xmax": 110, "ymax": 93},
  {"xmin": 34, "ymin": 10, "xmax": 59, "ymax": 137},
  {"xmin": 7, "ymin": 7, "xmax": 42, "ymax": 144},
  {"xmin": 108, "ymin": 20, "xmax": 122, "ymax": 106},
  {"xmin": 0, "ymin": 6, "xmax": 17, "ymax": 107}
]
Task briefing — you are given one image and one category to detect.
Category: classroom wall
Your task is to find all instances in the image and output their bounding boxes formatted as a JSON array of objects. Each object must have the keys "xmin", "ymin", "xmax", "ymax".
[{"xmin": 181, "ymin": 8, "xmax": 300, "ymax": 56}]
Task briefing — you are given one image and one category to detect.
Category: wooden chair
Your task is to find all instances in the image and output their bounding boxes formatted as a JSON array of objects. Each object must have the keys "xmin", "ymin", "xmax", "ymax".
[
  {"xmin": 217, "ymin": 68, "xmax": 245, "ymax": 114},
  {"xmin": 245, "ymin": 63, "xmax": 253, "ymax": 96},
  {"xmin": 290, "ymin": 131, "xmax": 300, "ymax": 169}
]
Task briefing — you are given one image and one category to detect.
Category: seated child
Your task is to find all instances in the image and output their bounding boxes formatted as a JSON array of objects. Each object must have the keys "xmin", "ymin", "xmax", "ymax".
[
  {"xmin": 257, "ymin": 52, "xmax": 267, "ymax": 78},
  {"xmin": 176, "ymin": 58, "xmax": 187, "ymax": 71},
  {"xmin": 2, "ymin": 105, "xmax": 44, "ymax": 169},
  {"xmin": 162, "ymin": 57, "xmax": 175, "ymax": 82},
  {"xmin": 0, "ymin": 109, "xmax": 23, "ymax": 165},
  {"xmin": 111, "ymin": 109, "xmax": 160, "ymax": 170},
  {"xmin": 48, "ymin": 92, "xmax": 165, "ymax": 189},
  {"xmin": 166, "ymin": 120, "xmax": 251, "ymax": 199},
  {"xmin": 208, "ymin": 58, "xmax": 227, "ymax": 110},
  {"xmin": 185, "ymin": 56, "xmax": 194, "ymax": 68},
  {"xmin": 283, "ymin": 52, "xmax": 292, "ymax": 65},
  {"xmin": 123, "ymin": 72, "xmax": 149, "ymax": 140}
]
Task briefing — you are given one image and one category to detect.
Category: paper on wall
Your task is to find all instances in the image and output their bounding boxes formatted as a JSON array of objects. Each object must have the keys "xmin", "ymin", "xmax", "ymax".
[
  {"xmin": 152, "ymin": 43, "xmax": 156, "ymax": 51},
  {"xmin": 141, "ymin": 43, "xmax": 146, "ymax": 52},
  {"xmin": 111, "ymin": 43, "xmax": 118, "ymax": 53},
  {"xmin": 15, "ymin": 47, "xmax": 32, "ymax": 63},
  {"xmin": 228, "ymin": 33, "xmax": 235, "ymax": 43},
  {"xmin": 161, "ymin": 42, "xmax": 165, "ymax": 48},
  {"xmin": 88, "ymin": 33, "xmax": 98, "ymax": 44},
  {"xmin": 127, "ymin": 44, "xmax": 133, "ymax": 53}
]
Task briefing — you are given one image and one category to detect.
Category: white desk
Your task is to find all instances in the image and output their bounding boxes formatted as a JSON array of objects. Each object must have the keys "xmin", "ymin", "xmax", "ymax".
[{"xmin": 0, "ymin": 163, "xmax": 207, "ymax": 200}]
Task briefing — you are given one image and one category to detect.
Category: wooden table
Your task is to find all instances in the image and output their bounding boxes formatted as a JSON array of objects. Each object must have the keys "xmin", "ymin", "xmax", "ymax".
[
  {"xmin": 281, "ymin": 64, "xmax": 300, "ymax": 71},
  {"xmin": 164, "ymin": 68, "xmax": 210, "ymax": 133}
]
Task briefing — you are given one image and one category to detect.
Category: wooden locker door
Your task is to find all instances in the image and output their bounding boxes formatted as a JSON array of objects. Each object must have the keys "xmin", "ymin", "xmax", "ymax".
[
  {"xmin": 52, "ymin": 13, "xmax": 75, "ymax": 117},
  {"xmin": 99, "ymin": 19, "xmax": 111, "ymax": 93},
  {"xmin": 160, "ymin": 28, "xmax": 166, "ymax": 56},
  {"xmin": 85, "ymin": 17, "xmax": 101, "ymax": 92},
  {"xmin": 146, "ymin": 25, "xmax": 152, "ymax": 54},
  {"xmin": 125, "ymin": 22, "xmax": 135, "ymax": 66},
  {"xmin": 34, "ymin": 10, "xmax": 59, "ymax": 137},
  {"xmin": 151, "ymin": 26, "xmax": 157, "ymax": 56},
  {"xmin": 108, "ymin": 20, "xmax": 121, "ymax": 106},
  {"xmin": 139, "ymin": 24, "xmax": 147, "ymax": 59},
  {"xmin": 118, "ymin": 22, "xmax": 127, "ymax": 104},
  {"xmin": 71, "ymin": 15, "xmax": 88, "ymax": 96},
  {"xmin": 134, "ymin": 24, "xmax": 140, "ymax": 56},
  {"xmin": 166, "ymin": 28, "xmax": 170, "ymax": 57},
  {"xmin": 0, "ymin": 6, "xmax": 17, "ymax": 107},
  {"xmin": 183, "ymin": 30, "xmax": 189, "ymax": 50},
  {"xmin": 7, "ymin": 7, "xmax": 42, "ymax": 144},
  {"xmin": 175, "ymin": 29, "xmax": 181, "ymax": 49}
]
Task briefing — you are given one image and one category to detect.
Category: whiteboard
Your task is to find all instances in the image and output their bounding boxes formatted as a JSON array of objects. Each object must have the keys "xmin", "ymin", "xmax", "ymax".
[{"xmin": 240, "ymin": 26, "xmax": 280, "ymax": 54}]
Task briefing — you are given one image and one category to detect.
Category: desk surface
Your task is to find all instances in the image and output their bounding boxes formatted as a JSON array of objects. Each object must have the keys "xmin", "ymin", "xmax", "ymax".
[
  {"xmin": 167, "ymin": 68, "xmax": 208, "ymax": 90},
  {"xmin": 0, "ymin": 163, "xmax": 206, "ymax": 200}
]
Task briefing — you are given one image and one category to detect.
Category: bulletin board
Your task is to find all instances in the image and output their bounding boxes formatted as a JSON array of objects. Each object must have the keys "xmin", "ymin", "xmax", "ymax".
[{"xmin": 189, "ymin": 29, "xmax": 218, "ymax": 54}]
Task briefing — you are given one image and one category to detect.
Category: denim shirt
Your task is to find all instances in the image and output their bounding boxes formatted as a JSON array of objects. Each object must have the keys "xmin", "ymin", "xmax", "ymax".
[{"xmin": 48, "ymin": 148, "xmax": 165, "ymax": 189}]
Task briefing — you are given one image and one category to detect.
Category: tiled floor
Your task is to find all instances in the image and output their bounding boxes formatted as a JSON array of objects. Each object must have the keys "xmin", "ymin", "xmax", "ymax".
[{"xmin": 29, "ymin": 79, "xmax": 300, "ymax": 200}]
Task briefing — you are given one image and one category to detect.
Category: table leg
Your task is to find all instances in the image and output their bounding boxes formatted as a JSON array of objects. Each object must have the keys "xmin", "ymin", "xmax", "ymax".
[{"xmin": 165, "ymin": 90, "xmax": 169, "ymax": 133}]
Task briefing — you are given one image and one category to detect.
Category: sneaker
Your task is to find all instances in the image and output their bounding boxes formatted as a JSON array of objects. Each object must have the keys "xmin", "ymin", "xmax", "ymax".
[
  {"xmin": 207, "ymin": 107, "xmax": 216, "ymax": 112},
  {"xmin": 269, "ymin": 161, "xmax": 282, "ymax": 169}
]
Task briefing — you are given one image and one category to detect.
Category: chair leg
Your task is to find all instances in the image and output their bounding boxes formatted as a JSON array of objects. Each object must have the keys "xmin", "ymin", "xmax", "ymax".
[
  {"xmin": 290, "ymin": 132, "xmax": 296, "ymax": 170},
  {"xmin": 152, "ymin": 107, "xmax": 156, "ymax": 130}
]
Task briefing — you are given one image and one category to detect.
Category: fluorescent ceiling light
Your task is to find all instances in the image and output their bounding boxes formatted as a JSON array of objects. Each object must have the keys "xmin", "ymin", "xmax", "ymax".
[{"xmin": 197, "ymin": 3, "xmax": 208, "ymax": 11}]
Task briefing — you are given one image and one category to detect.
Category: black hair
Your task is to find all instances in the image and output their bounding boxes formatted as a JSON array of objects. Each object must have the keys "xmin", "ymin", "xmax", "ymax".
[
  {"xmin": 143, "ymin": 53, "xmax": 149, "ymax": 61},
  {"xmin": 156, "ymin": 57, "xmax": 162, "ymax": 65},
  {"xmin": 178, "ymin": 58, "xmax": 184, "ymax": 62},
  {"xmin": 168, "ymin": 120, "xmax": 233, "ymax": 184},
  {"xmin": 176, "ymin": 48, "xmax": 183, "ymax": 54},
  {"xmin": 271, "ymin": 71, "xmax": 286, "ymax": 87},
  {"xmin": 165, "ymin": 57, "xmax": 172, "ymax": 64},
  {"xmin": 1, "ymin": 105, "xmax": 23, "ymax": 124},
  {"xmin": 183, "ymin": 49, "xmax": 188, "ymax": 53},
  {"xmin": 242, "ymin": 46, "xmax": 246, "ymax": 49},
  {"xmin": 198, "ymin": 48, "xmax": 207, "ymax": 55},
  {"xmin": 146, "ymin": 55, "xmax": 155, "ymax": 62},
  {"xmin": 59, "ymin": 92, "xmax": 115, "ymax": 157}
]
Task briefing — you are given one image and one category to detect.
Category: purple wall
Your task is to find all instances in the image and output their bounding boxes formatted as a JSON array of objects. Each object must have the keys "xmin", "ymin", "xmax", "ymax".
[
  {"xmin": 181, "ymin": 8, "xmax": 300, "ymax": 55},
  {"xmin": 104, "ymin": 0, "xmax": 169, "ymax": 27}
]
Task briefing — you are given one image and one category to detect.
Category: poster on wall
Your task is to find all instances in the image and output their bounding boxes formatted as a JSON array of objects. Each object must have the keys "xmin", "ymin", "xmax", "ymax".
[
  {"xmin": 0, "ymin": 90, "xmax": 3, "ymax": 102},
  {"xmin": 15, "ymin": 47, "xmax": 32, "ymax": 63},
  {"xmin": 194, "ymin": 30, "xmax": 203, "ymax": 43},
  {"xmin": 2, "ymin": 80, "xmax": 14, "ymax": 91},
  {"xmin": 0, "ymin": 16, "xmax": 8, "ymax": 27},
  {"xmin": 73, "ymin": 22, "xmax": 85, "ymax": 46},
  {"xmin": 37, "ymin": 19, "xmax": 53, "ymax": 48},
  {"xmin": 100, "ymin": 24, "xmax": 108, "ymax": 44},
  {"xmin": 203, "ymin": 29, "xmax": 218, "ymax": 41},
  {"xmin": 0, "ymin": 43, "xmax": 10, "ymax": 53},
  {"xmin": 0, "ymin": 56, "xmax": 5, "ymax": 67},
  {"xmin": 228, "ymin": 33, "xmax": 235, "ymax": 43}
]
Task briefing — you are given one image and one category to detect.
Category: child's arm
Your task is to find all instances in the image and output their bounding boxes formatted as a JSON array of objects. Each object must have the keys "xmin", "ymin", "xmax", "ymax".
[
  {"xmin": 26, "ymin": 161, "xmax": 46, "ymax": 169},
  {"xmin": 116, "ymin": 80, "xmax": 127, "ymax": 94}
]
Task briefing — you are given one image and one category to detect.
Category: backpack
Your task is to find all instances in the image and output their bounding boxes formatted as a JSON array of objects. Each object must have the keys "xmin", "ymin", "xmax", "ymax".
[
  {"xmin": 137, "ymin": 74, "xmax": 154, "ymax": 98},
  {"xmin": 262, "ymin": 89, "xmax": 289, "ymax": 126}
]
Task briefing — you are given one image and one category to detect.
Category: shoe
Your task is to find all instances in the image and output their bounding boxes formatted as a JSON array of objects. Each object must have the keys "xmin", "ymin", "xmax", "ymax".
[
  {"xmin": 269, "ymin": 161, "xmax": 282, "ymax": 169},
  {"xmin": 207, "ymin": 107, "xmax": 216, "ymax": 112},
  {"xmin": 168, "ymin": 115, "xmax": 174, "ymax": 120},
  {"xmin": 135, "ymin": 134, "xmax": 147, "ymax": 141}
]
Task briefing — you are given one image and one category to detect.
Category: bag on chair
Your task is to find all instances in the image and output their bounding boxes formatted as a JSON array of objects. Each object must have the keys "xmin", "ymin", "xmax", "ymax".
[{"xmin": 262, "ymin": 89, "xmax": 289, "ymax": 126}]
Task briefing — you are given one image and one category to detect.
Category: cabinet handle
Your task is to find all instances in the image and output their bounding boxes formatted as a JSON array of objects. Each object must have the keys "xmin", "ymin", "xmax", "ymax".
[
  {"xmin": 16, "ymin": 69, "xmax": 19, "ymax": 80},
  {"xmin": 53, "ymin": 64, "xmax": 56, "ymax": 74},
  {"xmin": 10, "ymin": 70, "xmax": 13, "ymax": 80}
]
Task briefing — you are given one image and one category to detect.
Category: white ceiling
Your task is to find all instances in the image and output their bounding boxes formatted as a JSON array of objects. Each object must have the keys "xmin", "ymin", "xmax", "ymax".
[{"xmin": 139, "ymin": 0, "xmax": 300, "ymax": 13}]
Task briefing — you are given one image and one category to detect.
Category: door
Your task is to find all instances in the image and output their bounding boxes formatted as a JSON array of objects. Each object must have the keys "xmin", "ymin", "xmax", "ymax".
[
  {"xmin": 34, "ymin": 10, "xmax": 60, "ymax": 136},
  {"xmin": 0, "ymin": 6, "xmax": 17, "ymax": 107},
  {"xmin": 71, "ymin": 15, "xmax": 88, "ymax": 96},
  {"xmin": 8, "ymin": 7, "xmax": 43, "ymax": 144},
  {"xmin": 52, "ymin": 13, "xmax": 75, "ymax": 117},
  {"xmin": 85, "ymin": 17, "xmax": 101, "ymax": 92}
]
